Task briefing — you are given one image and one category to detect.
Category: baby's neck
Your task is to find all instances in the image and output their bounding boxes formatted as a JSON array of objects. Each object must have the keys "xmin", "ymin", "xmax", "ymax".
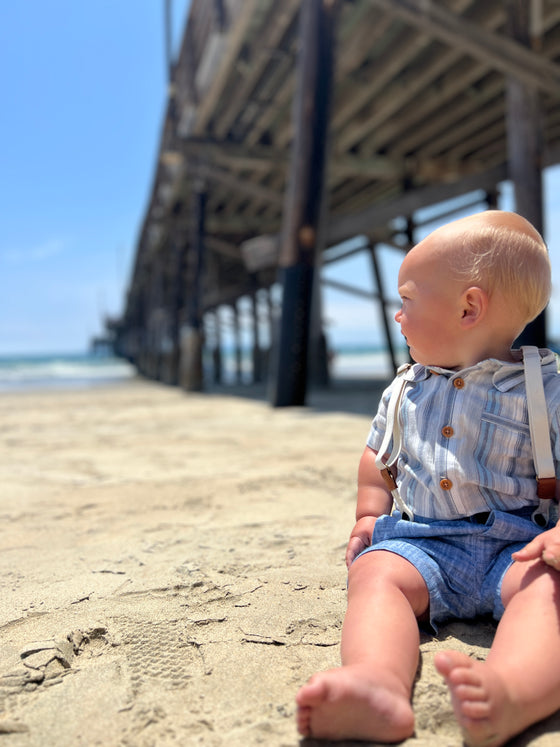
[{"xmin": 455, "ymin": 343, "xmax": 517, "ymax": 370}]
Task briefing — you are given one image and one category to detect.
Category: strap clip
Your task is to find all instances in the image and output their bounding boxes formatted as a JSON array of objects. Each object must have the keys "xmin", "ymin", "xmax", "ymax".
[
  {"xmin": 537, "ymin": 476, "xmax": 556, "ymax": 500},
  {"xmin": 380, "ymin": 467, "xmax": 397, "ymax": 491}
]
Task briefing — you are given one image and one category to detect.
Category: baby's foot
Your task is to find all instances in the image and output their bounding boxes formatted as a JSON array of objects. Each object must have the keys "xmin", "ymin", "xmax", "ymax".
[
  {"xmin": 295, "ymin": 665, "xmax": 414, "ymax": 742},
  {"xmin": 434, "ymin": 650, "xmax": 523, "ymax": 747}
]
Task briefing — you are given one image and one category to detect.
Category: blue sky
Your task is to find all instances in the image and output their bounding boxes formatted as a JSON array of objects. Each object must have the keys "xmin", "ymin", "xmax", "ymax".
[
  {"xmin": 0, "ymin": 1, "xmax": 191, "ymax": 355},
  {"xmin": 1, "ymin": 2, "xmax": 559, "ymax": 355}
]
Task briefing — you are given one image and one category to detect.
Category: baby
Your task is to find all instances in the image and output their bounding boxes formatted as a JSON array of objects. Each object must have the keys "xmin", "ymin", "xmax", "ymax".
[{"xmin": 296, "ymin": 211, "xmax": 560, "ymax": 746}]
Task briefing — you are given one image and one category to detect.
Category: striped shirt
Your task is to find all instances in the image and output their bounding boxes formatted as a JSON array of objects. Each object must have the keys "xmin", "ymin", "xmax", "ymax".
[{"xmin": 367, "ymin": 349, "xmax": 560, "ymax": 519}]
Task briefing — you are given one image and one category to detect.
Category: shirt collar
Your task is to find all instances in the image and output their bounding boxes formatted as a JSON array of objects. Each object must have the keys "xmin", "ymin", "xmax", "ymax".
[{"xmin": 401, "ymin": 348, "xmax": 558, "ymax": 391}]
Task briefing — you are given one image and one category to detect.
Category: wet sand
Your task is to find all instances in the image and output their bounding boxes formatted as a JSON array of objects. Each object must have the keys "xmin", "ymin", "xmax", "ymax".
[{"xmin": 1, "ymin": 379, "xmax": 559, "ymax": 746}]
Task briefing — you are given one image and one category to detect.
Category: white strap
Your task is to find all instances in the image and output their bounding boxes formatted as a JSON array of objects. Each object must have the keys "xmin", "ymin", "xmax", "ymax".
[
  {"xmin": 375, "ymin": 365, "xmax": 413, "ymax": 519},
  {"xmin": 522, "ymin": 346, "xmax": 556, "ymax": 525}
]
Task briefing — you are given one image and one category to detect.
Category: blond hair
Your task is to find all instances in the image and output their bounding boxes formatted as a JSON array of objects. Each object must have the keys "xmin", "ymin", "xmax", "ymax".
[{"xmin": 447, "ymin": 213, "xmax": 551, "ymax": 326}]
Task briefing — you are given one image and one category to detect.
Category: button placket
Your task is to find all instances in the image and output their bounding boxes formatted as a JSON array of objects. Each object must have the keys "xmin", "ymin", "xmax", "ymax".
[{"xmin": 436, "ymin": 376, "xmax": 462, "ymax": 491}]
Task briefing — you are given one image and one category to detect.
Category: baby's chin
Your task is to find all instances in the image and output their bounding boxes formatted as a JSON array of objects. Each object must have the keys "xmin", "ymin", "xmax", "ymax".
[{"xmin": 408, "ymin": 348, "xmax": 458, "ymax": 370}]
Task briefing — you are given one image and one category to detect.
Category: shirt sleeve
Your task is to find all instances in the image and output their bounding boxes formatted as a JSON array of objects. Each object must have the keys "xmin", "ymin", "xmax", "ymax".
[
  {"xmin": 549, "ymin": 402, "xmax": 560, "ymax": 480},
  {"xmin": 366, "ymin": 380, "xmax": 396, "ymax": 454},
  {"xmin": 539, "ymin": 370, "xmax": 560, "ymax": 498}
]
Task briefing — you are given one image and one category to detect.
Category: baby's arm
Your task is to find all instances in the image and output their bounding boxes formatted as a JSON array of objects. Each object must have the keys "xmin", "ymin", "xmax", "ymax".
[
  {"xmin": 512, "ymin": 518, "xmax": 560, "ymax": 569},
  {"xmin": 346, "ymin": 446, "xmax": 393, "ymax": 568}
]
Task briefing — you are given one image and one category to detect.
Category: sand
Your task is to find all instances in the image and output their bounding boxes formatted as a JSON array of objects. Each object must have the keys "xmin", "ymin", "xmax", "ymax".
[{"xmin": 1, "ymin": 378, "xmax": 559, "ymax": 746}]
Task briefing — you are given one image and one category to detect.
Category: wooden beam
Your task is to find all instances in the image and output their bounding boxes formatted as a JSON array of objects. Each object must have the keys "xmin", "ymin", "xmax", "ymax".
[
  {"xmin": 269, "ymin": 0, "xmax": 337, "ymax": 407},
  {"xmin": 370, "ymin": 244, "xmax": 398, "ymax": 374},
  {"xmin": 505, "ymin": 0, "xmax": 546, "ymax": 346},
  {"xmin": 176, "ymin": 22, "xmax": 199, "ymax": 106},
  {"xmin": 205, "ymin": 235, "xmax": 242, "ymax": 260},
  {"xmin": 178, "ymin": 137, "xmax": 412, "ymax": 178},
  {"xmin": 327, "ymin": 163, "xmax": 508, "ymax": 245},
  {"xmin": 203, "ymin": 281, "xmax": 257, "ymax": 309},
  {"xmin": 192, "ymin": 161, "xmax": 283, "ymax": 207},
  {"xmin": 332, "ymin": 0, "xmax": 474, "ymax": 150},
  {"xmin": 212, "ymin": 0, "xmax": 300, "ymax": 139},
  {"xmin": 322, "ymin": 277, "xmax": 381, "ymax": 302},
  {"xmin": 180, "ymin": 188, "xmax": 206, "ymax": 392},
  {"xmin": 192, "ymin": 0, "xmax": 260, "ymax": 135},
  {"xmin": 369, "ymin": 0, "xmax": 560, "ymax": 97}
]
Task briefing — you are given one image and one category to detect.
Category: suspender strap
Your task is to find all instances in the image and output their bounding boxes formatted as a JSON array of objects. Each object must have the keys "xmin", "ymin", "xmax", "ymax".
[
  {"xmin": 375, "ymin": 365, "xmax": 413, "ymax": 519},
  {"xmin": 522, "ymin": 346, "xmax": 556, "ymax": 500}
]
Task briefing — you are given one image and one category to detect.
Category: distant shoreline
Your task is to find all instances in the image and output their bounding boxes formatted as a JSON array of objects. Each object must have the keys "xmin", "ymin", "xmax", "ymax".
[{"xmin": 0, "ymin": 347, "xmax": 402, "ymax": 393}]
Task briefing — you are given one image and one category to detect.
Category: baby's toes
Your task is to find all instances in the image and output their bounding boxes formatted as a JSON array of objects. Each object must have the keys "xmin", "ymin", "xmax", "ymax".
[
  {"xmin": 458, "ymin": 694, "xmax": 492, "ymax": 720},
  {"xmin": 454, "ymin": 681, "xmax": 487, "ymax": 704}
]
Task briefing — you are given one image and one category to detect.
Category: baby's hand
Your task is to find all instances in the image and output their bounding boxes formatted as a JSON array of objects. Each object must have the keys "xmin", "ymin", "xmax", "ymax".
[
  {"xmin": 345, "ymin": 516, "xmax": 377, "ymax": 569},
  {"xmin": 512, "ymin": 523, "xmax": 560, "ymax": 570}
]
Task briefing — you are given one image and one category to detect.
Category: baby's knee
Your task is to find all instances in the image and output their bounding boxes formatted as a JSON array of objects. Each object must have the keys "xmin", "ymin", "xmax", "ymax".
[
  {"xmin": 349, "ymin": 549, "xmax": 428, "ymax": 607},
  {"xmin": 520, "ymin": 560, "xmax": 560, "ymax": 600}
]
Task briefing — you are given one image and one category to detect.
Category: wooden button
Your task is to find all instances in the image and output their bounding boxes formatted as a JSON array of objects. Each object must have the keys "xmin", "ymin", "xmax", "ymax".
[
  {"xmin": 440, "ymin": 478, "xmax": 453, "ymax": 490},
  {"xmin": 453, "ymin": 377, "xmax": 465, "ymax": 389},
  {"xmin": 441, "ymin": 426, "xmax": 454, "ymax": 438}
]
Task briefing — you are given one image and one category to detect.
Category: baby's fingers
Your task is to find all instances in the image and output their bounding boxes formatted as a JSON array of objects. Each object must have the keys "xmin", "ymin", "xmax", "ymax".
[
  {"xmin": 542, "ymin": 537, "xmax": 560, "ymax": 569},
  {"xmin": 512, "ymin": 535, "xmax": 546, "ymax": 562},
  {"xmin": 512, "ymin": 529, "xmax": 560, "ymax": 570},
  {"xmin": 345, "ymin": 537, "xmax": 366, "ymax": 569}
]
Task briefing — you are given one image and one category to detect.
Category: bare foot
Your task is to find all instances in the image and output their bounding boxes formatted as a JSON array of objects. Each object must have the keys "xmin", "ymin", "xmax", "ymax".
[
  {"xmin": 434, "ymin": 650, "xmax": 525, "ymax": 747},
  {"xmin": 295, "ymin": 665, "xmax": 414, "ymax": 742}
]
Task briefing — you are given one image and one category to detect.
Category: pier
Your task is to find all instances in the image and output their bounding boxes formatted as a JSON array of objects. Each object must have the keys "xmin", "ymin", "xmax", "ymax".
[{"xmin": 111, "ymin": 0, "xmax": 560, "ymax": 405}]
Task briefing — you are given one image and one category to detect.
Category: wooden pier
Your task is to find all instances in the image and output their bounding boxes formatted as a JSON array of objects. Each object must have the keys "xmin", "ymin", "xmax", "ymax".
[{"xmin": 111, "ymin": 0, "xmax": 560, "ymax": 405}]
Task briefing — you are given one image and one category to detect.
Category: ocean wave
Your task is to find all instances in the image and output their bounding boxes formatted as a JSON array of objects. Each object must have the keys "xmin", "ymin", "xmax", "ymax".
[{"xmin": 0, "ymin": 354, "xmax": 136, "ymax": 391}]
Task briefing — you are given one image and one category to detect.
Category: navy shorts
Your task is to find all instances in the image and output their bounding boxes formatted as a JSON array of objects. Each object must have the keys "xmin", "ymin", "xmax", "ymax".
[{"xmin": 355, "ymin": 507, "xmax": 546, "ymax": 632}]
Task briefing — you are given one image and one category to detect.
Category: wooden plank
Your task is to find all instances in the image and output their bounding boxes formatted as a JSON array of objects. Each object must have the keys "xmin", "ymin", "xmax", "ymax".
[
  {"xmin": 191, "ymin": 0, "xmax": 261, "ymax": 135},
  {"xmin": 212, "ymin": 0, "xmax": 300, "ymax": 139},
  {"xmin": 369, "ymin": 0, "xmax": 560, "ymax": 97},
  {"xmin": 351, "ymin": 5, "xmax": 504, "ymax": 156}
]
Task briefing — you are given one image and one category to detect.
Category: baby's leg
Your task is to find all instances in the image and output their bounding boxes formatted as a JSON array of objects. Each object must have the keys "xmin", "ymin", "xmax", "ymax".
[
  {"xmin": 296, "ymin": 550, "xmax": 429, "ymax": 742},
  {"xmin": 435, "ymin": 558, "xmax": 560, "ymax": 747}
]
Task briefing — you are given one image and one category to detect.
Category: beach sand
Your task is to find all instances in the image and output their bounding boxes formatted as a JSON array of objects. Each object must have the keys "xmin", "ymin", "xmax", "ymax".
[{"xmin": 1, "ymin": 379, "xmax": 559, "ymax": 746}]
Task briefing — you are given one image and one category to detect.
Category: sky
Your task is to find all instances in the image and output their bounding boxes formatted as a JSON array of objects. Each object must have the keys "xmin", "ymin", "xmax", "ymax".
[
  {"xmin": 1, "ymin": 2, "xmax": 559, "ymax": 356},
  {"xmin": 0, "ymin": 1, "xmax": 191, "ymax": 355}
]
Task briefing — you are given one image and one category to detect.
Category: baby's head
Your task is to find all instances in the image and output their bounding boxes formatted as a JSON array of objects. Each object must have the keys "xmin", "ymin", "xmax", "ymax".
[
  {"xmin": 396, "ymin": 211, "xmax": 551, "ymax": 368},
  {"xmin": 435, "ymin": 210, "xmax": 551, "ymax": 329}
]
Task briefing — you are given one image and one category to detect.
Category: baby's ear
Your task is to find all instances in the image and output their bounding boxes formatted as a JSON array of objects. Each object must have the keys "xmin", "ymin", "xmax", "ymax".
[{"xmin": 460, "ymin": 286, "xmax": 488, "ymax": 327}]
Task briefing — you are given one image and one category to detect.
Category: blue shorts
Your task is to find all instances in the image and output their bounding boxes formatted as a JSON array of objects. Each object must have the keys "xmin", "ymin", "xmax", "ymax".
[{"xmin": 356, "ymin": 507, "xmax": 546, "ymax": 632}]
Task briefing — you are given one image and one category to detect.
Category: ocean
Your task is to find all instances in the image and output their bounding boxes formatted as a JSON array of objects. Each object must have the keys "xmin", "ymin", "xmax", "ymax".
[
  {"xmin": 0, "ymin": 353, "xmax": 137, "ymax": 392},
  {"xmin": 329, "ymin": 345, "xmax": 407, "ymax": 380},
  {"xmin": 0, "ymin": 346, "xmax": 403, "ymax": 393}
]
